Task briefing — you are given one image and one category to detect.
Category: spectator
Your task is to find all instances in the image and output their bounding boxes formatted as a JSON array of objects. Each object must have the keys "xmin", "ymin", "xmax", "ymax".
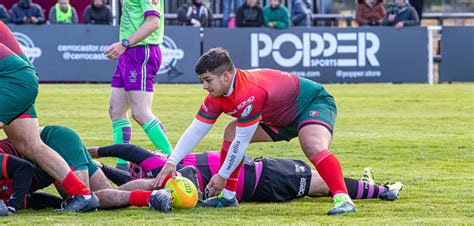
[
  {"xmin": 83, "ymin": 0, "xmax": 113, "ymax": 25},
  {"xmin": 409, "ymin": 0, "xmax": 424, "ymax": 22},
  {"xmin": 236, "ymin": 0, "xmax": 263, "ymax": 27},
  {"xmin": 263, "ymin": 0, "xmax": 290, "ymax": 29},
  {"xmin": 383, "ymin": 0, "xmax": 419, "ymax": 28},
  {"xmin": 355, "ymin": 0, "xmax": 385, "ymax": 26},
  {"xmin": 11, "ymin": 0, "xmax": 46, "ymax": 25},
  {"xmin": 291, "ymin": 0, "xmax": 313, "ymax": 27},
  {"xmin": 315, "ymin": 0, "xmax": 332, "ymax": 26},
  {"xmin": 48, "ymin": 0, "xmax": 78, "ymax": 24},
  {"xmin": 222, "ymin": 0, "xmax": 244, "ymax": 27},
  {"xmin": 0, "ymin": 4, "xmax": 10, "ymax": 23},
  {"xmin": 177, "ymin": 0, "xmax": 213, "ymax": 27}
]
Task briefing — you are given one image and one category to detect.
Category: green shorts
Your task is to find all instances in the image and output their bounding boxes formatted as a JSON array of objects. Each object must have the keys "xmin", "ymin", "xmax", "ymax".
[
  {"xmin": 32, "ymin": 126, "xmax": 99, "ymax": 189},
  {"xmin": 0, "ymin": 67, "xmax": 39, "ymax": 125},
  {"xmin": 260, "ymin": 96, "xmax": 337, "ymax": 142}
]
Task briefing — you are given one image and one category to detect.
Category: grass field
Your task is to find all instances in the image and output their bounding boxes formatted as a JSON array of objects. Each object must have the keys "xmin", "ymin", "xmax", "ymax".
[{"xmin": 0, "ymin": 83, "xmax": 473, "ymax": 224}]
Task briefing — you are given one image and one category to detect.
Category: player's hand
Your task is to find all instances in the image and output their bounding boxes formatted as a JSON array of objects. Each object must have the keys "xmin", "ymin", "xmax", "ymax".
[
  {"xmin": 268, "ymin": 22, "xmax": 274, "ymax": 28},
  {"xmin": 87, "ymin": 146, "xmax": 100, "ymax": 158},
  {"xmin": 31, "ymin": 17, "xmax": 38, "ymax": 24},
  {"xmin": 105, "ymin": 42, "xmax": 126, "ymax": 60},
  {"xmin": 206, "ymin": 174, "xmax": 226, "ymax": 197},
  {"xmin": 154, "ymin": 162, "xmax": 177, "ymax": 189},
  {"xmin": 395, "ymin": 21, "xmax": 404, "ymax": 29},
  {"xmin": 388, "ymin": 14, "xmax": 396, "ymax": 22}
]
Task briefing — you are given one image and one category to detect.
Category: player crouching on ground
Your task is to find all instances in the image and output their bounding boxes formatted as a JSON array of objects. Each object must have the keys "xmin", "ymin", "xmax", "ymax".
[
  {"xmin": 0, "ymin": 125, "xmax": 174, "ymax": 215},
  {"xmin": 88, "ymin": 144, "xmax": 404, "ymax": 208}
]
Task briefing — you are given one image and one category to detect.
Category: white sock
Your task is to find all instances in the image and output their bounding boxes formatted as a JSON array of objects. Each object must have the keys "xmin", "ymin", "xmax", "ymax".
[
  {"xmin": 82, "ymin": 195, "xmax": 92, "ymax": 200},
  {"xmin": 223, "ymin": 188, "xmax": 236, "ymax": 199}
]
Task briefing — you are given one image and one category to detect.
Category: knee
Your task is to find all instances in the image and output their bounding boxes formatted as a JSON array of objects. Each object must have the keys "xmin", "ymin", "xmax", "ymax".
[
  {"xmin": 301, "ymin": 141, "xmax": 328, "ymax": 159},
  {"xmin": 108, "ymin": 104, "xmax": 125, "ymax": 120},
  {"xmin": 223, "ymin": 119, "xmax": 237, "ymax": 141},
  {"xmin": 131, "ymin": 110, "xmax": 152, "ymax": 125}
]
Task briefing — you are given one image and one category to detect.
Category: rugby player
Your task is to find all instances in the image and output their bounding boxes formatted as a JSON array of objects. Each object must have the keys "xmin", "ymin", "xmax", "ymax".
[
  {"xmin": 89, "ymin": 144, "xmax": 404, "ymax": 207},
  {"xmin": 105, "ymin": 0, "xmax": 173, "ymax": 170},
  {"xmin": 156, "ymin": 48, "xmax": 356, "ymax": 214},
  {"xmin": 0, "ymin": 126, "xmax": 173, "ymax": 214},
  {"xmin": 0, "ymin": 21, "xmax": 98, "ymax": 212}
]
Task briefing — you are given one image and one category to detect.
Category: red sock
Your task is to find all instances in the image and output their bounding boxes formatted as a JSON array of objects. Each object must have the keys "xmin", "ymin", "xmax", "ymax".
[
  {"xmin": 220, "ymin": 141, "xmax": 241, "ymax": 192},
  {"xmin": 130, "ymin": 190, "xmax": 153, "ymax": 207},
  {"xmin": 310, "ymin": 150, "xmax": 348, "ymax": 196},
  {"xmin": 60, "ymin": 171, "xmax": 91, "ymax": 196}
]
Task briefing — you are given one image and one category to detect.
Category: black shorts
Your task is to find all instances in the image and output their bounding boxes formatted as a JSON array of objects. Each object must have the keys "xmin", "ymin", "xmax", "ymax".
[{"xmin": 251, "ymin": 158, "xmax": 312, "ymax": 202}]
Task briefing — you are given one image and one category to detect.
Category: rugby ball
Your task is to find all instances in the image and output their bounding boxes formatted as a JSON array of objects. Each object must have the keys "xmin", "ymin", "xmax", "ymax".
[{"xmin": 164, "ymin": 176, "xmax": 198, "ymax": 208}]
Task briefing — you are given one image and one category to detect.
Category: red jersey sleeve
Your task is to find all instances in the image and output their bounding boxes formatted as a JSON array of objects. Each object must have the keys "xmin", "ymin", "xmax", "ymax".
[
  {"xmin": 0, "ymin": 22, "xmax": 25, "ymax": 56},
  {"xmin": 195, "ymin": 95, "xmax": 222, "ymax": 124}
]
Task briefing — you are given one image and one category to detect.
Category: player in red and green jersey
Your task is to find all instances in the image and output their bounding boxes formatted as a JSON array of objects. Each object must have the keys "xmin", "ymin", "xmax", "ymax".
[
  {"xmin": 105, "ymin": 0, "xmax": 173, "ymax": 170},
  {"xmin": 156, "ymin": 48, "xmax": 355, "ymax": 215},
  {"xmin": 0, "ymin": 21, "xmax": 98, "ymax": 212}
]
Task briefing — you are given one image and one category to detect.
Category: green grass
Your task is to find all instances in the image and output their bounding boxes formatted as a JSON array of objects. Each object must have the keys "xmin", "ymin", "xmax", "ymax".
[{"xmin": 0, "ymin": 83, "xmax": 473, "ymax": 224}]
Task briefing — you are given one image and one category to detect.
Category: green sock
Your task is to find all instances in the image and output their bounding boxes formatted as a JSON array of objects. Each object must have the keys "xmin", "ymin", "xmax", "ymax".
[
  {"xmin": 112, "ymin": 118, "xmax": 132, "ymax": 164},
  {"xmin": 142, "ymin": 118, "xmax": 173, "ymax": 154}
]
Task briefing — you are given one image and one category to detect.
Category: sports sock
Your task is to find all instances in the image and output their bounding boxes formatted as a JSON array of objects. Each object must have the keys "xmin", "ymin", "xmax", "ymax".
[
  {"xmin": 142, "ymin": 118, "xmax": 173, "ymax": 154},
  {"xmin": 343, "ymin": 178, "xmax": 387, "ymax": 199},
  {"xmin": 310, "ymin": 149, "xmax": 348, "ymax": 196},
  {"xmin": 112, "ymin": 118, "xmax": 132, "ymax": 164},
  {"xmin": 60, "ymin": 171, "xmax": 91, "ymax": 196},
  {"xmin": 220, "ymin": 141, "xmax": 241, "ymax": 199},
  {"xmin": 130, "ymin": 190, "xmax": 153, "ymax": 207}
]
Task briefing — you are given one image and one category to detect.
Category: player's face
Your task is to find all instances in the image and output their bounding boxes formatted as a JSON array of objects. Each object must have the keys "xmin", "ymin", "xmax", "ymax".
[
  {"xmin": 200, "ymin": 72, "xmax": 229, "ymax": 97},
  {"xmin": 247, "ymin": 0, "xmax": 257, "ymax": 7}
]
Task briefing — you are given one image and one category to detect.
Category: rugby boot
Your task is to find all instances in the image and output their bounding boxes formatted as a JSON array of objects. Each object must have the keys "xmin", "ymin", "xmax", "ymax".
[
  {"xmin": 149, "ymin": 189, "xmax": 173, "ymax": 213},
  {"xmin": 0, "ymin": 200, "xmax": 11, "ymax": 216},
  {"xmin": 327, "ymin": 193, "xmax": 356, "ymax": 215},
  {"xmin": 53, "ymin": 194, "xmax": 100, "ymax": 213},
  {"xmin": 380, "ymin": 182, "xmax": 404, "ymax": 201},
  {"xmin": 203, "ymin": 192, "xmax": 238, "ymax": 208},
  {"xmin": 360, "ymin": 167, "xmax": 375, "ymax": 185},
  {"xmin": 177, "ymin": 166, "xmax": 204, "ymax": 207}
]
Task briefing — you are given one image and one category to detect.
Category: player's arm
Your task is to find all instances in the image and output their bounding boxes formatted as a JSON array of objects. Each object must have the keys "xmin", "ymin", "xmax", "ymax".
[
  {"xmin": 1, "ymin": 154, "xmax": 35, "ymax": 213},
  {"xmin": 218, "ymin": 123, "xmax": 259, "ymax": 179}
]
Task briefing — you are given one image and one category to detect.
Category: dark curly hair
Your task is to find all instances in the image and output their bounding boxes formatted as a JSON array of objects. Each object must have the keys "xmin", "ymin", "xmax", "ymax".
[{"xmin": 194, "ymin": 47, "xmax": 235, "ymax": 76}]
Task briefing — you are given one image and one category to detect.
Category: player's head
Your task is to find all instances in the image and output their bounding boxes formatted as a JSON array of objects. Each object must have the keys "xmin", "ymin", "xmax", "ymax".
[{"xmin": 195, "ymin": 48, "xmax": 236, "ymax": 98}]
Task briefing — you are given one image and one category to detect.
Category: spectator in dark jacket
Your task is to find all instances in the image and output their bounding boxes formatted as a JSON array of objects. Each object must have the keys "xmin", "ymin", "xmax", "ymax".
[
  {"xmin": 383, "ymin": 0, "xmax": 419, "ymax": 28},
  {"xmin": 263, "ymin": 0, "xmax": 290, "ymax": 29},
  {"xmin": 291, "ymin": 0, "xmax": 313, "ymax": 27},
  {"xmin": 177, "ymin": 0, "xmax": 213, "ymax": 27},
  {"xmin": 48, "ymin": 0, "xmax": 78, "ymax": 24},
  {"xmin": 0, "ymin": 4, "xmax": 10, "ymax": 23},
  {"xmin": 409, "ymin": 0, "xmax": 424, "ymax": 22},
  {"xmin": 355, "ymin": 0, "xmax": 385, "ymax": 26},
  {"xmin": 236, "ymin": 0, "xmax": 263, "ymax": 27},
  {"xmin": 83, "ymin": 0, "xmax": 113, "ymax": 25},
  {"xmin": 11, "ymin": 0, "xmax": 45, "ymax": 25}
]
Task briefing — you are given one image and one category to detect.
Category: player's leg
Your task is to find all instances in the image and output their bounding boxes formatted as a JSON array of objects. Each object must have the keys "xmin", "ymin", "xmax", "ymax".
[
  {"xmin": 109, "ymin": 87, "xmax": 132, "ymax": 170},
  {"xmin": 298, "ymin": 124, "xmax": 355, "ymax": 215},
  {"xmin": 127, "ymin": 90, "xmax": 173, "ymax": 154},
  {"xmin": 4, "ymin": 119, "xmax": 92, "ymax": 197},
  {"xmin": 308, "ymin": 169, "xmax": 404, "ymax": 201},
  {"xmin": 118, "ymin": 178, "xmax": 155, "ymax": 191},
  {"xmin": 125, "ymin": 45, "xmax": 172, "ymax": 155},
  {"xmin": 95, "ymin": 188, "xmax": 172, "ymax": 212},
  {"xmin": 86, "ymin": 149, "xmax": 113, "ymax": 191}
]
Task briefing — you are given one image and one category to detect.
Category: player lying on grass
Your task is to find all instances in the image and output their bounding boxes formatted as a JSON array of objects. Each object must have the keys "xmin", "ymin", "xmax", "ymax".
[
  {"xmin": 0, "ymin": 125, "xmax": 174, "ymax": 215},
  {"xmin": 88, "ymin": 144, "xmax": 404, "ymax": 207}
]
